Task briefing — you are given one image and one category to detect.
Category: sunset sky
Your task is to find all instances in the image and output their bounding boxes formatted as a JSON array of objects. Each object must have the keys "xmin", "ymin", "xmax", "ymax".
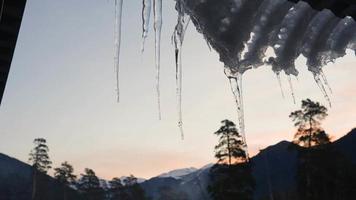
[{"xmin": 0, "ymin": 0, "xmax": 355, "ymax": 180}]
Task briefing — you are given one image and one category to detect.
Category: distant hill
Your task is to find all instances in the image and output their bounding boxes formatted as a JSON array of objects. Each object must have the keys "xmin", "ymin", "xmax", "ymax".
[
  {"xmin": 0, "ymin": 154, "xmax": 82, "ymax": 200},
  {"xmin": 251, "ymin": 141, "xmax": 299, "ymax": 200},
  {"xmin": 0, "ymin": 153, "xmax": 32, "ymax": 200},
  {"xmin": 333, "ymin": 128, "xmax": 356, "ymax": 163}
]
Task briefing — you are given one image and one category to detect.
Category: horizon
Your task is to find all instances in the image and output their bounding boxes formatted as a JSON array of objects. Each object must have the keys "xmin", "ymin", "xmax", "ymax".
[
  {"xmin": 1, "ymin": 128, "xmax": 354, "ymax": 181},
  {"xmin": 0, "ymin": 0, "xmax": 356, "ymax": 180}
]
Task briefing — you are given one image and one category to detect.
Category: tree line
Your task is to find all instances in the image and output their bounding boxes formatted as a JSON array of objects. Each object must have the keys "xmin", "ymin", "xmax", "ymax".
[{"xmin": 28, "ymin": 139, "xmax": 149, "ymax": 200}]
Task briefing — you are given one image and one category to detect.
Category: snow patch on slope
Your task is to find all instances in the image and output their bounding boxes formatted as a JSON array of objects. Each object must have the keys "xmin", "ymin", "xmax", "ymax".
[{"xmin": 158, "ymin": 167, "xmax": 198, "ymax": 179}]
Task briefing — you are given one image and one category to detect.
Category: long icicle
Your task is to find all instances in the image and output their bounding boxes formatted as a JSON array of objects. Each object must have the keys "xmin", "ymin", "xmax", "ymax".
[
  {"xmin": 141, "ymin": 0, "xmax": 152, "ymax": 53},
  {"xmin": 287, "ymin": 75, "xmax": 296, "ymax": 104},
  {"xmin": 320, "ymin": 69, "xmax": 333, "ymax": 94},
  {"xmin": 238, "ymin": 73, "xmax": 249, "ymax": 160},
  {"xmin": 114, "ymin": 0, "xmax": 123, "ymax": 102},
  {"xmin": 153, "ymin": 0, "xmax": 162, "ymax": 120},
  {"xmin": 225, "ymin": 68, "xmax": 249, "ymax": 160},
  {"xmin": 314, "ymin": 73, "xmax": 332, "ymax": 107},
  {"xmin": 173, "ymin": 3, "xmax": 190, "ymax": 139},
  {"xmin": 276, "ymin": 72, "xmax": 285, "ymax": 99}
]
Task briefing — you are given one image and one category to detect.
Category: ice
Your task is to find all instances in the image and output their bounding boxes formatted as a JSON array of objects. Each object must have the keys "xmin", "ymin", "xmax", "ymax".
[
  {"xmin": 224, "ymin": 67, "xmax": 249, "ymax": 159},
  {"xmin": 154, "ymin": 0, "xmax": 163, "ymax": 120},
  {"xmin": 172, "ymin": 1, "xmax": 190, "ymax": 139},
  {"xmin": 114, "ymin": 0, "xmax": 123, "ymax": 102},
  {"xmin": 112, "ymin": 0, "xmax": 355, "ymax": 145},
  {"xmin": 320, "ymin": 70, "xmax": 332, "ymax": 94},
  {"xmin": 141, "ymin": 0, "xmax": 152, "ymax": 53},
  {"xmin": 313, "ymin": 73, "xmax": 332, "ymax": 107},
  {"xmin": 276, "ymin": 73, "xmax": 285, "ymax": 98},
  {"xmin": 287, "ymin": 75, "xmax": 296, "ymax": 104}
]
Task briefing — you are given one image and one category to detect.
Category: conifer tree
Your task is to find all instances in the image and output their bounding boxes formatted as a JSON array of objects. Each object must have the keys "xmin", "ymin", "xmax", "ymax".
[
  {"xmin": 290, "ymin": 99, "xmax": 335, "ymax": 200},
  {"xmin": 29, "ymin": 138, "xmax": 52, "ymax": 200},
  {"xmin": 208, "ymin": 120, "xmax": 254, "ymax": 200},
  {"xmin": 54, "ymin": 161, "xmax": 77, "ymax": 185},
  {"xmin": 29, "ymin": 138, "xmax": 52, "ymax": 173},
  {"xmin": 77, "ymin": 168, "xmax": 104, "ymax": 200},
  {"xmin": 54, "ymin": 161, "xmax": 77, "ymax": 200},
  {"xmin": 122, "ymin": 175, "xmax": 148, "ymax": 200},
  {"xmin": 289, "ymin": 98, "xmax": 330, "ymax": 147},
  {"xmin": 109, "ymin": 177, "xmax": 127, "ymax": 200},
  {"xmin": 214, "ymin": 119, "xmax": 247, "ymax": 165}
]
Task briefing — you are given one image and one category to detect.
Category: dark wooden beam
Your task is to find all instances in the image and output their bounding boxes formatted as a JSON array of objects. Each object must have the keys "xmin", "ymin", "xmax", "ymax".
[{"xmin": 0, "ymin": 0, "xmax": 27, "ymax": 105}]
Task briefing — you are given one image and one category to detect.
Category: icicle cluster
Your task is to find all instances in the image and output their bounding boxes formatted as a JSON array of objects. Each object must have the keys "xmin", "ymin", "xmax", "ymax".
[
  {"xmin": 114, "ymin": 0, "xmax": 355, "ymax": 146},
  {"xmin": 175, "ymin": 0, "xmax": 356, "ymax": 154},
  {"xmin": 141, "ymin": 0, "xmax": 190, "ymax": 137}
]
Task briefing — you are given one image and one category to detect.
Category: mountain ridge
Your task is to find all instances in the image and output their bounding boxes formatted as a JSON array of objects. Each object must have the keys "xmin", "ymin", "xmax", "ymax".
[{"xmin": 1, "ymin": 129, "xmax": 355, "ymax": 200}]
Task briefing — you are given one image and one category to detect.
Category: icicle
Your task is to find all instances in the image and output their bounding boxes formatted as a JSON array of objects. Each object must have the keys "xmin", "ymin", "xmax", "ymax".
[
  {"xmin": 225, "ymin": 68, "xmax": 249, "ymax": 160},
  {"xmin": 173, "ymin": 2, "xmax": 190, "ymax": 140},
  {"xmin": 314, "ymin": 73, "xmax": 332, "ymax": 107},
  {"xmin": 276, "ymin": 73, "xmax": 285, "ymax": 99},
  {"xmin": 114, "ymin": 0, "xmax": 123, "ymax": 102},
  {"xmin": 320, "ymin": 70, "xmax": 333, "ymax": 94},
  {"xmin": 141, "ymin": 0, "xmax": 152, "ymax": 53},
  {"xmin": 153, "ymin": 0, "xmax": 162, "ymax": 120},
  {"xmin": 287, "ymin": 75, "xmax": 296, "ymax": 104}
]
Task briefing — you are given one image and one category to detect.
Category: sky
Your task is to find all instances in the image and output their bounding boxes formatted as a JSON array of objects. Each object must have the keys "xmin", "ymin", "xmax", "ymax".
[{"xmin": 0, "ymin": 0, "xmax": 355, "ymax": 180}]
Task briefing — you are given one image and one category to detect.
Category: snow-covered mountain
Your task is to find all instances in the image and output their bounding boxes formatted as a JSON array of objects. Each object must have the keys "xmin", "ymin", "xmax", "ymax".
[
  {"xmin": 141, "ymin": 164, "xmax": 212, "ymax": 200},
  {"xmin": 157, "ymin": 167, "xmax": 198, "ymax": 179}
]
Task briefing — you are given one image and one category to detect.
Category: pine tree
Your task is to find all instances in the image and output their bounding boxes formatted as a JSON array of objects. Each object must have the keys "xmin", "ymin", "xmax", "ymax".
[
  {"xmin": 289, "ymin": 98, "xmax": 330, "ymax": 147},
  {"xmin": 289, "ymin": 99, "xmax": 341, "ymax": 200},
  {"xmin": 77, "ymin": 168, "xmax": 104, "ymax": 200},
  {"xmin": 214, "ymin": 119, "xmax": 247, "ymax": 165},
  {"xmin": 208, "ymin": 119, "xmax": 254, "ymax": 200},
  {"xmin": 54, "ymin": 161, "xmax": 77, "ymax": 185},
  {"xmin": 54, "ymin": 161, "xmax": 77, "ymax": 200},
  {"xmin": 122, "ymin": 175, "xmax": 148, "ymax": 200},
  {"xmin": 109, "ymin": 177, "xmax": 127, "ymax": 200},
  {"xmin": 29, "ymin": 138, "xmax": 52, "ymax": 200},
  {"xmin": 29, "ymin": 138, "xmax": 52, "ymax": 173}
]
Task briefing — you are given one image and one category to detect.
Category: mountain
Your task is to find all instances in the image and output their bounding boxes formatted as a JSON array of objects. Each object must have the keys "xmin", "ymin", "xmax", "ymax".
[
  {"xmin": 333, "ymin": 128, "xmax": 356, "ymax": 163},
  {"xmin": 141, "ymin": 166, "xmax": 210, "ymax": 200},
  {"xmin": 157, "ymin": 167, "xmax": 198, "ymax": 179},
  {"xmin": 140, "ymin": 142, "xmax": 298, "ymax": 200},
  {"xmin": 0, "ymin": 153, "xmax": 83, "ymax": 200},
  {"xmin": 0, "ymin": 153, "xmax": 32, "ymax": 200},
  {"xmin": 141, "ymin": 129, "xmax": 356, "ymax": 200},
  {"xmin": 251, "ymin": 141, "xmax": 299, "ymax": 199},
  {"xmin": 1, "ymin": 129, "xmax": 355, "ymax": 200}
]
